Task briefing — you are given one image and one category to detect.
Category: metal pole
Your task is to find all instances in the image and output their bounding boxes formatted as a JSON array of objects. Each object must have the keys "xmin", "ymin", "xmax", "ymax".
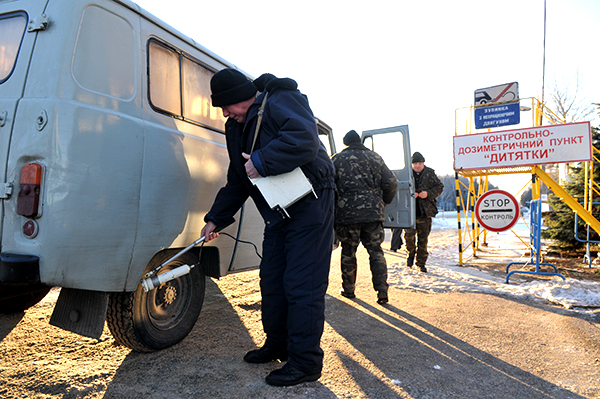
[
  {"xmin": 540, "ymin": 0, "xmax": 547, "ymax": 126},
  {"xmin": 455, "ymin": 172, "xmax": 463, "ymax": 266}
]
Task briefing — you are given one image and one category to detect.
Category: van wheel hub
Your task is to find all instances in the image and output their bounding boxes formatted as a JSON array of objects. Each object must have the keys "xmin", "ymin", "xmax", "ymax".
[{"xmin": 160, "ymin": 285, "xmax": 177, "ymax": 306}]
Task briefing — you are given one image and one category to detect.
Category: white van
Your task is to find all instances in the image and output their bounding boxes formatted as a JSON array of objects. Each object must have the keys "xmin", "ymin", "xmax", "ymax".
[{"xmin": 0, "ymin": 0, "xmax": 413, "ymax": 352}]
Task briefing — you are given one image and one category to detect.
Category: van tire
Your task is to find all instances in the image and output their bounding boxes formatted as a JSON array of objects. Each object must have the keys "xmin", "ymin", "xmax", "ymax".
[
  {"xmin": 0, "ymin": 284, "xmax": 51, "ymax": 314},
  {"xmin": 106, "ymin": 251, "xmax": 205, "ymax": 352}
]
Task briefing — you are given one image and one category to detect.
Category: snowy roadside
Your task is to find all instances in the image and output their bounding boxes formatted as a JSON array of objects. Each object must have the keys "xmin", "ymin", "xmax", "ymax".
[{"xmin": 385, "ymin": 212, "xmax": 600, "ymax": 313}]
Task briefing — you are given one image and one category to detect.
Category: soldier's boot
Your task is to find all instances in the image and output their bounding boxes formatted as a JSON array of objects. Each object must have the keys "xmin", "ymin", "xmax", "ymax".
[
  {"xmin": 340, "ymin": 290, "xmax": 356, "ymax": 299},
  {"xmin": 377, "ymin": 291, "xmax": 388, "ymax": 305}
]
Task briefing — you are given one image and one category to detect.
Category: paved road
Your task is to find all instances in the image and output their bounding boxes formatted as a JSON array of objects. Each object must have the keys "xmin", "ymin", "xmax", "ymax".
[{"xmin": 1, "ymin": 242, "xmax": 599, "ymax": 398}]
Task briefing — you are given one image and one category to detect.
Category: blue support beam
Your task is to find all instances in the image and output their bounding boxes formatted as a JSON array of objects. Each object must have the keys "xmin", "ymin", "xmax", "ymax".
[{"xmin": 506, "ymin": 199, "xmax": 565, "ymax": 283}]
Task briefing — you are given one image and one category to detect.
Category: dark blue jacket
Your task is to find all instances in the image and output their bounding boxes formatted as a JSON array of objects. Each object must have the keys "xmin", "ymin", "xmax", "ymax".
[{"xmin": 205, "ymin": 77, "xmax": 335, "ymax": 228}]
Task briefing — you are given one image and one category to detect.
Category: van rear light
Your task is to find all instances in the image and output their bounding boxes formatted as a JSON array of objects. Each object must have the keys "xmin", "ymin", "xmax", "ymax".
[
  {"xmin": 17, "ymin": 163, "xmax": 43, "ymax": 218},
  {"xmin": 23, "ymin": 220, "xmax": 39, "ymax": 238}
]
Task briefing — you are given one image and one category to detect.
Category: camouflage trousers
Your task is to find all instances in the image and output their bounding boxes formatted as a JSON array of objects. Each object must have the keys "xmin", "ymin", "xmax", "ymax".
[
  {"xmin": 335, "ymin": 221, "xmax": 388, "ymax": 294},
  {"xmin": 404, "ymin": 217, "xmax": 432, "ymax": 267}
]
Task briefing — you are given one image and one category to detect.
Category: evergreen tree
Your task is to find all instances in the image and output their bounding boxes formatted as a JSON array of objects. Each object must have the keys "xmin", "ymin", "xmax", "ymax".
[
  {"xmin": 437, "ymin": 174, "xmax": 498, "ymax": 212},
  {"xmin": 542, "ymin": 126, "xmax": 600, "ymax": 248},
  {"xmin": 520, "ymin": 186, "xmax": 532, "ymax": 209},
  {"xmin": 437, "ymin": 174, "xmax": 460, "ymax": 211}
]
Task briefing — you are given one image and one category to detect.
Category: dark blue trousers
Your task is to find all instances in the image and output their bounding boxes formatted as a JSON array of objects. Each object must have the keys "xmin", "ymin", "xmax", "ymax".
[
  {"xmin": 390, "ymin": 228, "xmax": 403, "ymax": 250},
  {"xmin": 259, "ymin": 188, "xmax": 334, "ymax": 373}
]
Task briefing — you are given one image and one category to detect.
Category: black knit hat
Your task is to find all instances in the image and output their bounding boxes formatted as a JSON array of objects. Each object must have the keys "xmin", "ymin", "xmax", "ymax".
[
  {"xmin": 412, "ymin": 152, "xmax": 425, "ymax": 163},
  {"xmin": 343, "ymin": 130, "xmax": 361, "ymax": 145},
  {"xmin": 210, "ymin": 68, "xmax": 257, "ymax": 107}
]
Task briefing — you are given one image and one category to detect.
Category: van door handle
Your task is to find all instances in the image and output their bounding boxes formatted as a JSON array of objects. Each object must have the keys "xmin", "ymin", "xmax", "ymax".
[{"xmin": 0, "ymin": 110, "xmax": 7, "ymax": 127}]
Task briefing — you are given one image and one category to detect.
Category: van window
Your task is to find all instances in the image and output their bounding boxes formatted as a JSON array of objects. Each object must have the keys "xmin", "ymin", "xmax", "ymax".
[
  {"xmin": 0, "ymin": 14, "xmax": 27, "ymax": 83},
  {"xmin": 148, "ymin": 40, "xmax": 225, "ymax": 131},
  {"xmin": 182, "ymin": 56, "xmax": 224, "ymax": 128},
  {"xmin": 364, "ymin": 133, "xmax": 406, "ymax": 171},
  {"xmin": 319, "ymin": 135, "xmax": 332, "ymax": 156},
  {"xmin": 72, "ymin": 6, "xmax": 135, "ymax": 99},
  {"xmin": 148, "ymin": 41, "xmax": 181, "ymax": 115}
]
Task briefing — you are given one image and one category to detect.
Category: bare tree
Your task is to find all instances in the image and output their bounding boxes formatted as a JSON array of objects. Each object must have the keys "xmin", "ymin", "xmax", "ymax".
[
  {"xmin": 547, "ymin": 72, "xmax": 595, "ymax": 124},
  {"xmin": 544, "ymin": 75, "xmax": 596, "ymax": 186}
]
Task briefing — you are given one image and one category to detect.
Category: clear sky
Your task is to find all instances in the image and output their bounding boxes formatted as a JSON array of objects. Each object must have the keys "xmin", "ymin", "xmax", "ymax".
[{"xmin": 134, "ymin": 0, "xmax": 599, "ymax": 194}]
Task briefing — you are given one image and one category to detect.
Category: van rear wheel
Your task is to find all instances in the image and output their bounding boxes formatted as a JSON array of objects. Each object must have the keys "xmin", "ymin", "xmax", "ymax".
[{"xmin": 106, "ymin": 251, "xmax": 205, "ymax": 352}]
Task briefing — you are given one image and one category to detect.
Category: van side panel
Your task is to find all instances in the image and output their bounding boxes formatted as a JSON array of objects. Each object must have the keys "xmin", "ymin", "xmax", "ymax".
[
  {"xmin": 3, "ymin": 1, "xmax": 145, "ymax": 290},
  {"xmin": 2, "ymin": 0, "xmax": 265, "ymax": 293},
  {"xmin": 228, "ymin": 200, "xmax": 263, "ymax": 273},
  {"xmin": 127, "ymin": 121, "xmax": 237, "ymax": 290},
  {"xmin": 119, "ymin": 18, "xmax": 231, "ymax": 289}
]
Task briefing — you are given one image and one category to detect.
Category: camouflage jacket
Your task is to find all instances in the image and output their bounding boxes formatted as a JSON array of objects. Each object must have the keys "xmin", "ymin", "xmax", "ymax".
[
  {"xmin": 414, "ymin": 166, "xmax": 444, "ymax": 218},
  {"xmin": 332, "ymin": 143, "xmax": 398, "ymax": 224}
]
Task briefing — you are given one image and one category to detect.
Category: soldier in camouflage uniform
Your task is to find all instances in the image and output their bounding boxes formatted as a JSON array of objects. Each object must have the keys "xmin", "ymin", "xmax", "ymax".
[
  {"xmin": 332, "ymin": 130, "xmax": 397, "ymax": 305},
  {"xmin": 404, "ymin": 152, "xmax": 444, "ymax": 273}
]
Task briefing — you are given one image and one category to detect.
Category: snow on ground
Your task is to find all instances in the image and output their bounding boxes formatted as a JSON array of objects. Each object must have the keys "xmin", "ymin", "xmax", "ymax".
[{"xmin": 386, "ymin": 212, "xmax": 600, "ymax": 313}]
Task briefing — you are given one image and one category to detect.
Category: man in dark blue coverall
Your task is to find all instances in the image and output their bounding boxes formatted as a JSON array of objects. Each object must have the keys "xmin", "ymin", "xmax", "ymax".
[{"xmin": 200, "ymin": 69, "xmax": 335, "ymax": 387}]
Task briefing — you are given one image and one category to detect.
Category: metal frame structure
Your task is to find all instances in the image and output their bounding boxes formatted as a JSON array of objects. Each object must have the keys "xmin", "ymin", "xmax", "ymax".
[
  {"xmin": 454, "ymin": 97, "xmax": 599, "ymax": 280},
  {"xmin": 505, "ymin": 199, "xmax": 564, "ymax": 283}
]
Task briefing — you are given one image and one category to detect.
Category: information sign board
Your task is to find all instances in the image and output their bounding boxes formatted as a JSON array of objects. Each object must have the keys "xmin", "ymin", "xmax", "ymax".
[
  {"xmin": 474, "ymin": 102, "xmax": 520, "ymax": 129},
  {"xmin": 453, "ymin": 121, "xmax": 592, "ymax": 171},
  {"xmin": 474, "ymin": 82, "xmax": 518, "ymax": 105},
  {"xmin": 474, "ymin": 82, "xmax": 520, "ymax": 129}
]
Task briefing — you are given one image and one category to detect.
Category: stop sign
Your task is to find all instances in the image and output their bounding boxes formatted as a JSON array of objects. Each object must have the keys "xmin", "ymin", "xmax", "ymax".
[{"xmin": 475, "ymin": 190, "xmax": 520, "ymax": 232}]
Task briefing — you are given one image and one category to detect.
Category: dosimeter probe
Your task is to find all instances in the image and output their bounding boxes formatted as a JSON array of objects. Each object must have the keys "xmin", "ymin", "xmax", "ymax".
[{"xmin": 140, "ymin": 233, "xmax": 212, "ymax": 293}]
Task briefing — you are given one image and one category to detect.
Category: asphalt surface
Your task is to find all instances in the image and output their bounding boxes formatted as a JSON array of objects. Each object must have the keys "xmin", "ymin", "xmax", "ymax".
[{"xmin": 1, "ymin": 242, "xmax": 599, "ymax": 398}]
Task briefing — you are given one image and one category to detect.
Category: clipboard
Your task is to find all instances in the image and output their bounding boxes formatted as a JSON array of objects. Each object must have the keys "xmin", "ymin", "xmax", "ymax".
[{"xmin": 250, "ymin": 167, "xmax": 316, "ymax": 218}]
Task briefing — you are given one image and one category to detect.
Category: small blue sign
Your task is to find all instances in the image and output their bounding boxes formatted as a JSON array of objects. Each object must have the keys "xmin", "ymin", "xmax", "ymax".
[{"xmin": 474, "ymin": 102, "xmax": 520, "ymax": 129}]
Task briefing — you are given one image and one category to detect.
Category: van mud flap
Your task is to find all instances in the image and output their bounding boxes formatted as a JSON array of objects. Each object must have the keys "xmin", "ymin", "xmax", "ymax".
[{"xmin": 49, "ymin": 288, "xmax": 108, "ymax": 339}]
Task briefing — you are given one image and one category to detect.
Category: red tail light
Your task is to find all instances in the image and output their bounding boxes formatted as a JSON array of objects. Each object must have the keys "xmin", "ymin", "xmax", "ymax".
[{"xmin": 17, "ymin": 163, "xmax": 43, "ymax": 218}]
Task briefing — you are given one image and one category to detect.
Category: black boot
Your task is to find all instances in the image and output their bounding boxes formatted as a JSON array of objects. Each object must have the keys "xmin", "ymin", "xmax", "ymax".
[
  {"xmin": 377, "ymin": 291, "xmax": 388, "ymax": 305},
  {"xmin": 265, "ymin": 363, "xmax": 321, "ymax": 386},
  {"xmin": 243, "ymin": 346, "xmax": 288, "ymax": 363}
]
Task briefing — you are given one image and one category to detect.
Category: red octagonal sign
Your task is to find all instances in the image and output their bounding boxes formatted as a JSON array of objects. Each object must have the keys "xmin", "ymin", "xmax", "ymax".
[{"xmin": 475, "ymin": 189, "xmax": 520, "ymax": 232}]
